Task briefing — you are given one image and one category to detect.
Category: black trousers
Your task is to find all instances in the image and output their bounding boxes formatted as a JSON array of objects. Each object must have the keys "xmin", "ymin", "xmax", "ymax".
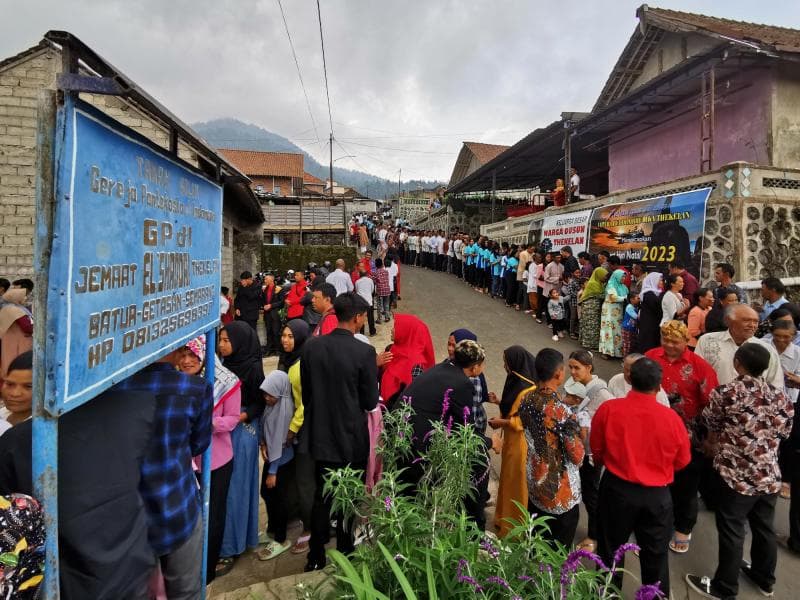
[
  {"xmin": 463, "ymin": 456, "xmax": 490, "ymax": 531},
  {"xmin": 504, "ymin": 275, "xmax": 518, "ymax": 306},
  {"xmin": 365, "ymin": 302, "xmax": 376, "ymax": 335},
  {"xmin": 790, "ymin": 447, "xmax": 800, "ymax": 549},
  {"xmin": 597, "ymin": 471, "xmax": 673, "ymax": 597},
  {"xmin": 529, "ymin": 502, "xmax": 579, "ymax": 548},
  {"xmin": 261, "ymin": 460, "xmax": 293, "ymax": 543},
  {"xmin": 551, "ymin": 317, "xmax": 569, "ymax": 335},
  {"xmin": 670, "ymin": 449, "xmax": 704, "ymax": 535},
  {"xmin": 711, "ymin": 471, "xmax": 778, "ymax": 598},
  {"xmin": 308, "ymin": 460, "xmax": 366, "ymax": 565},
  {"xmin": 206, "ymin": 459, "xmax": 233, "ymax": 584},
  {"xmin": 579, "ymin": 457, "xmax": 600, "ymax": 540},
  {"xmin": 263, "ymin": 309, "xmax": 282, "ymax": 354}
]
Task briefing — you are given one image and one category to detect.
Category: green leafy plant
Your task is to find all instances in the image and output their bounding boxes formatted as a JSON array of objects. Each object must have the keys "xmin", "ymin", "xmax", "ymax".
[{"xmin": 298, "ymin": 397, "xmax": 664, "ymax": 599}]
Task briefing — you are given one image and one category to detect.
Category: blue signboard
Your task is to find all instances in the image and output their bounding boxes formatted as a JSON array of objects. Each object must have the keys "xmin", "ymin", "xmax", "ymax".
[{"xmin": 48, "ymin": 97, "xmax": 222, "ymax": 414}]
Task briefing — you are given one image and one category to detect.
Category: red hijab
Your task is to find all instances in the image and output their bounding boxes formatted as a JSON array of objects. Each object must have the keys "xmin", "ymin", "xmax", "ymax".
[{"xmin": 380, "ymin": 314, "xmax": 435, "ymax": 404}]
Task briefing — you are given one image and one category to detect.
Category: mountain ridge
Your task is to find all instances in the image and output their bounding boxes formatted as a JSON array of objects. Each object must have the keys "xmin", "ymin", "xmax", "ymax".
[{"xmin": 191, "ymin": 118, "xmax": 444, "ymax": 198}]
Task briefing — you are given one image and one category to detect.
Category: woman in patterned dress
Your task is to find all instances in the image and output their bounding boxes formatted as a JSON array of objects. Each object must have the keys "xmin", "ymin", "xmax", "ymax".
[
  {"xmin": 578, "ymin": 267, "xmax": 608, "ymax": 351},
  {"xmin": 598, "ymin": 269, "xmax": 629, "ymax": 358}
]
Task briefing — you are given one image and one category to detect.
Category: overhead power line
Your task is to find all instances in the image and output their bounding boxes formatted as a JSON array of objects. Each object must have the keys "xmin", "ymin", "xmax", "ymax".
[
  {"xmin": 276, "ymin": 0, "xmax": 321, "ymax": 146},
  {"xmin": 316, "ymin": 0, "xmax": 334, "ymax": 135},
  {"xmin": 341, "ymin": 140, "xmax": 457, "ymax": 155}
]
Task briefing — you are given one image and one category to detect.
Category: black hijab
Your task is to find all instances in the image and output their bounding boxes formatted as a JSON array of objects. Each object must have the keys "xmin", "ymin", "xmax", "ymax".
[
  {"xmin": 222, "ymin": 321, "xmax": 265, "ymax": 421},
  {"xmin": 279, "ymin": 319, "xmax": 311, "ymax": 371},
  {"xmin": 500, "ymin": 345, "xmax": 537, "ymax": 417}
]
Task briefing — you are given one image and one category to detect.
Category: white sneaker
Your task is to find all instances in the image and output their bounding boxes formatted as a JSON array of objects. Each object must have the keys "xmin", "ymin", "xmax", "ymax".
[
  {"xmin": 552, "ymin": 335, "xmax": 559, "ymax": 341},
  {"xmin": 558, "ymin": 331, "xmax": 565, "ymax": 338}
]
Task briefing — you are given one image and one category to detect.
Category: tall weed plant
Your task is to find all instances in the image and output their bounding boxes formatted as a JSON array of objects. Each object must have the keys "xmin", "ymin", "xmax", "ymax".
[{"xmin": 299, "ymin": 395, "xmax": 664, "ymax": 599}]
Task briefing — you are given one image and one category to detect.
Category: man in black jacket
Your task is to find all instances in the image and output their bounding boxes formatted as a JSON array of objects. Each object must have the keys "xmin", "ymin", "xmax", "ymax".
[
  {"xmin": 0, "ymin": 389, "xmax": 157, "ymax": 599},
  {"xmin": 261, "ymin": 274, "xmax": 285, "ymax": 355},
  {"xmin": 234, "ymin": 271, "xmax": 264, "ymax": 331},
  {"xmin": 300, "ymin": 292, "xmax": 379, "ymax": 571},
  {"xmin": 403, "ymin": 340, "xmax": 497, "ymax": 529}
]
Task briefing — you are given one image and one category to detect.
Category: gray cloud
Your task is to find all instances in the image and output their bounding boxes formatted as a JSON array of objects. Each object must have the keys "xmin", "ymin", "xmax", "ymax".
[{"xmin": 2, "ymin": 0, "xmax": 799, "ymax": 180}]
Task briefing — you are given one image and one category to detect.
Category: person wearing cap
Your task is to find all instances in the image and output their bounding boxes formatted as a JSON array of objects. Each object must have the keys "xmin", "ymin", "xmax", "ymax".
[
  {"xmin": 645, "ymin": 320, "xmax": 718, "ymax": 554},
  {"xmin": 591, "ymin": 358, "xmax": 690, "ymax": 599}
]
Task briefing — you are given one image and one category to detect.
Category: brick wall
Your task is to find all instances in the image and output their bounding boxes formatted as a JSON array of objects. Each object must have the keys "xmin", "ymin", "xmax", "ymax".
[
  {"xmin": 0, "ymin": 48, "xmax": 57, "ymax": 278},
  {"xmin": 0, "ymin": 45, "xmax": 258, "ymax": 286}
]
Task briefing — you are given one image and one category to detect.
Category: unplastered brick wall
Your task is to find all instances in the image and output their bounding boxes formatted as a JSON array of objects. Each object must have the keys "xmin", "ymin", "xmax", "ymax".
[{"xmin": 0, "ymin": 46, "xmax": 201, "ymax": 280}]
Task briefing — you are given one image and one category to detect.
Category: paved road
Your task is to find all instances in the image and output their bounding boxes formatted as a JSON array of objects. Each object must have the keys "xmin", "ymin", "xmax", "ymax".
[{"xmin": 399, "ymin": 264, "xmax": 798, "ymax": 600}]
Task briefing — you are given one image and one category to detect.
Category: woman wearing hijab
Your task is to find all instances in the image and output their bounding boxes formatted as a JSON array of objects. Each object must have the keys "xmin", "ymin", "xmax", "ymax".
[
  {"xmin": 381, "ymin": 315, "xmax": 436, "ymax": 407},
  {"xmin": 218, "ymin": 321, "xmax": 265, "ymax": 570},
  {"xmin": 488, "ymin": 346, "xmax": 537, "ymax": 537},
  {"xmin": 598, "ymin": 269, "xmax": 629, "ymax": 359},
  {"xmin": 578, "ymin": 267, "xmax": 608, "ymax": 351},
  {"xmin": 257, "ymin": 371, "xmax": 296, "ymax": 561},
  {"xmin": 179, "ymin": 336, "xmax": 241, "ymax": 582},
  {"xmin": 277, "ymin": 319, "xmax": 314, "ymax": 554},
  {"xmin": 0, "ymin": 288, "xmax": 33, "ymax": 379},
  {"xmin": 635, "ymin": 272, "xmax": 664, "ymax": 353}
]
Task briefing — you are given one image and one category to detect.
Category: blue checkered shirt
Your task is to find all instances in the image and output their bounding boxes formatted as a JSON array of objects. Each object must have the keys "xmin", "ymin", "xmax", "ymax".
[
  {"xmin": 470, "ymin": 376, "xmax": 487, "ymax": 434},
  {"xmin": 113, "ymin": 362, "xmax": 213, "ymax": 555}
]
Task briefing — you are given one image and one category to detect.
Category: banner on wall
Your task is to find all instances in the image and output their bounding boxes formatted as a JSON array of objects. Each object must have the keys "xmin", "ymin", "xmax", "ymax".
[
  {"xmin": 587, "ymin": 187, "xmax": 712, "ymax": 278},
  {"xmin": 537, "ymin": 209, "xmax": 592, "ymax": 254}
]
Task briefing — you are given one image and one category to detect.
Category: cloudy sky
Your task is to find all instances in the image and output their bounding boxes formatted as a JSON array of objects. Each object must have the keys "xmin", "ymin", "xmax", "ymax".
[{"xmin": 3, "ymin": 0, "xmax": 799, "ymax": 181}]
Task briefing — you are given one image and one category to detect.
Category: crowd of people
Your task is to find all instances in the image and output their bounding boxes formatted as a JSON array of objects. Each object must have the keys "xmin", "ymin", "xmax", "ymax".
[{"xmin": 0, "ymin": 229, "xmax": 799, "ymax": 599}]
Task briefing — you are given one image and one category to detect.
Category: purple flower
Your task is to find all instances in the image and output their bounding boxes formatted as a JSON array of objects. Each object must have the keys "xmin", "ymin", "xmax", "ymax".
[
  {"xmin": 446, "ymin": 416, "xmax": 454, "ymax": 435},
  {"xmin": 480, "ymin": 537, "xmax": 500, "ymax": 559},
  {"xmin": 563, "ymin": 548, "xmax": 608, "ymax": 571},
  {"xmin": 441, "ymin": 388, "xmax": 453, "ymax": 418},
  {"xmin": 613, "ymin": 542, "xmax": 640, "ymax": 566},
  {"xmin": 462, "ymin": 405, "xmax": 471, "ymax": 424},
  {"xmin": 456, "ymin": 559, "xmax": 483, "ymax": 592},
  {"xmin": 384, "ymin": 496, "xmax": 393, "ymax": 512},
  {"xmin": 635, "ymin": 583, "xmax": 665, "ymax": 600},
  {"xmin": 518, "ymin": 575, "xmax": 534, "ymax": 582},
  {"xmin": 539, "ymin": 563, "xmax": 552, "ymax": 574},
  {"xmin": 397, "ymin": 430, "xmax": 405, "ymax": 439},
  {"xmin": 485, "ymin": 575, "xmax": 510, "ymax": 590}
]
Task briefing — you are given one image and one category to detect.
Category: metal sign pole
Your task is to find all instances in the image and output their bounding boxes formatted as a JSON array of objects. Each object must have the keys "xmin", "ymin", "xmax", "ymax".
[
  {"xmin": 200, "ymin": 327, "xmax": 216, "ymax": 597},
  {"xmin": 33, "ymin": 89, "xmax": 60, "ymax": 600}
]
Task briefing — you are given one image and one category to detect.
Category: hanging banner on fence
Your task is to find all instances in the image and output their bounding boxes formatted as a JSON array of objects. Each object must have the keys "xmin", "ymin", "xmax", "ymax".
[
  {"xmin": 587, "ymin": 187, "xmax": 711, "ymax": 278},
  {"xmin": 538, "ymin": 209, "xmax": 592, "ymax": 254},
  {"xmin": 47, "ymin": 97, "xmax": 222, "ymax": 414}
]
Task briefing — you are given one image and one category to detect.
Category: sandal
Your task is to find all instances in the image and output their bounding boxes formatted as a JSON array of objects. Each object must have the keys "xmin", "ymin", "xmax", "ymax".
[
  {"xmin": 576, "ymin": 538, "xmax": 596, "ymax": 553},
  {"xmin": 290, "ymin": 534, "xmax": 311, "ymax": 554},
  {"xmin": 215, "ymin": 557, "xmax": 235, "ymax": 578},
  {"xmin": 257, "ymin": 540, "xmax": 291, "ymax": 561},
  {"xmin": 669, "ymin": 533, "xmax": 691, "ymax": 554}
]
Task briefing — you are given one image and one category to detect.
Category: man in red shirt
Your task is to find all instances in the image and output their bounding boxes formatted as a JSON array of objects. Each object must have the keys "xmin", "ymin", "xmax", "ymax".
[
  {"xmin": 284, "ymin": 270, "xmax": 308, "ymax": 320},
  {"xmin": 591, "ymin": 357, "xmax": 690, "ymax": 599},
  {"xmin": 645, "ymin": 320, "xmax": 718, "ymax": 552},
  {"xmin": 311, "ymin": 283, "xmax": 339, "ymax": 336}
]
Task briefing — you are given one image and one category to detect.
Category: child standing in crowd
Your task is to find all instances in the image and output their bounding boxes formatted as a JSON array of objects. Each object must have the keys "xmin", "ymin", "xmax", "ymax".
[
  {"xmin": 563, "ymin": 268, "xmax": 582, "ymax": 340},
  {"xmin": 548, "ymin": 288, "xmax": 569, "ymax": 341},
  {"xmin": 373, "ymin": 258, "xmax": 392, "ymax": 323},
  {"xmin": 621, "ymin": 291, "xmax": 640, "ymax": 356},
  {"xmin": 257, "ymin": 371, "xmax": 296, "ymax": 561}
]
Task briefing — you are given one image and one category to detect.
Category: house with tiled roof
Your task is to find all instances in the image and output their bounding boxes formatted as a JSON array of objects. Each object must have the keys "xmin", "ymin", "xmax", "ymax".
[
  {"xmin": 449, "ymin": 5, "xmax": 800, "ymax": 289},
  {"xmin": 448, "ymin": 142, "xmax": 510, "ymax": 187},
  {"xmin": 219, "ymin": 149, "xmax": 305, "ymax": 198}
]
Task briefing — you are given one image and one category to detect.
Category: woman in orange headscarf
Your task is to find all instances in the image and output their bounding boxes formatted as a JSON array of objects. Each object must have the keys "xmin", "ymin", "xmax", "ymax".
[
  {"xmin": 380, "ymin": 314, "xmax": 435, "ymax": 407},
  {"xmin": 551, "ymin": 179, "xmax": 566, "ymax": 207}
]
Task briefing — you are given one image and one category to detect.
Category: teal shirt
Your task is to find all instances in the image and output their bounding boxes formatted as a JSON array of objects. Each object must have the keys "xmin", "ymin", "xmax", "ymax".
[{"xmin": 506, "ymin": 256, "xmax": 519, "ymax": 274}]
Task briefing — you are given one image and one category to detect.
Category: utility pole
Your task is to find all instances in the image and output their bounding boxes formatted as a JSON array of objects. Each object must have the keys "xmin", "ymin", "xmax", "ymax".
[{"xmin": 329, "ymin": 132, "xmax": 334, "ymax": 201}]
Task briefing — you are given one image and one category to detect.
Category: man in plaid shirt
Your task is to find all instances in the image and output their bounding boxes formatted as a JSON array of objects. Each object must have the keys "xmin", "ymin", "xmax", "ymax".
[
  {"xmin": 373, "ymin": 258, "xmax": 392, "ymax": 323},
  {"xmin": 113, "ymin": 348, "xmax": 213, "ymax": 599}
]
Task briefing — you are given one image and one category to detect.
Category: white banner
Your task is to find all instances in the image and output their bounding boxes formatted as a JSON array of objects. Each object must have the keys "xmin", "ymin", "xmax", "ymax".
[{"xmin": 539, "ymin": 209, "xmax": 592, "ymax": 254}]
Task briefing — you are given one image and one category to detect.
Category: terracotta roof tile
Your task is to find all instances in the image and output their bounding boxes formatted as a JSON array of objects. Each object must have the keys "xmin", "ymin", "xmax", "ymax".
[
  {"xmin": 463, "ymin": 142, "xmax": 510, "ymax": 165},
  {"xmin": 218, "ymin": 149, "xmax": 304, "ymax": 178},
  {"xmin": 647, "ymin": 7, "xmax": 800, "ymax": 52},
  {"xmin": 303, "ymin": 171, "xmax": 324, "ymax": 184}
]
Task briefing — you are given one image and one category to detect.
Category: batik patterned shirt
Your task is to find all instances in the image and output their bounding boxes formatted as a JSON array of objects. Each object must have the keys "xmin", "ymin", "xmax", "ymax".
[
  {"xmin": 519, "ymin": 388, "xmax": 584, "ymax": 514},
  {"xmin": 701, "ymin": 375, "xmax": 794, "ymax": 496}
]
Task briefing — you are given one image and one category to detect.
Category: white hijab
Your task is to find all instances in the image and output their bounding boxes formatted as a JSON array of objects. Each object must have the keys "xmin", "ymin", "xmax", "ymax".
[{"xmin": 640, "ymin": 272, "xmax": 663, "ymax": 298}]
